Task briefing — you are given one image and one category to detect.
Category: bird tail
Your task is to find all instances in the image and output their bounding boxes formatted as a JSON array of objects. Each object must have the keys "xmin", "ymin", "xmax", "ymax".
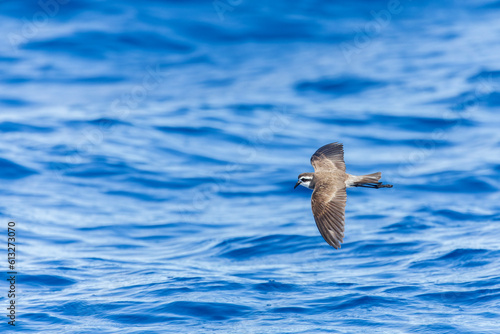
[{"xmin": 348, "ymin": 172, "xmax": 393, "ymax": 188}]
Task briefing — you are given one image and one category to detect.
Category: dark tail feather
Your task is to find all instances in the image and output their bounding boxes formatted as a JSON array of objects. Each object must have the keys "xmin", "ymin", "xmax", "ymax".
[
  {"xmin": 353, "ymin": 172, "xmax": 393, "ymax": 189},
  {"xmin": 354, "ymin": 183, "xmax": 393, "ymax": 189},
  {"xmin": 356, "ymin": 172, "xmax": 381, "ymax": 183}
]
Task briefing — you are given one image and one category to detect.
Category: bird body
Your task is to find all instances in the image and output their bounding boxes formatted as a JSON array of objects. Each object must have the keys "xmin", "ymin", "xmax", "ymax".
[{"xmin": 294, "ymin": 142, "xmax": 392, "ymax": 249}]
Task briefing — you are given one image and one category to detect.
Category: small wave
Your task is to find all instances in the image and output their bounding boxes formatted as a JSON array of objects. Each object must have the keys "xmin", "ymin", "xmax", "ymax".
[
  {"xmin": 0, "ymin": 158, "xmax": 37, "ymax": 179},
  {"xmin": 410, "ymin": 248, "xmax": 497, "ymax": 269},
  {"xmin": 153, "ymin": 301, "xmax": 253, "ymax": 321},
  {"xmin": 0, "ymin": 121, "xmax": 53, "ymax": 133},
  {"xmin": 295, "ymin": 76, "xmax": 385, "ymax": 96},
  {"xmin": 20, "ymin": 274, "xmax": 76, "ymax": 287}
]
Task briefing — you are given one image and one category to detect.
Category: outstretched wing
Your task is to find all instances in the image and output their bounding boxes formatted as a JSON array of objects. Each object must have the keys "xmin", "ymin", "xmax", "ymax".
[
  {"xmin": 310, "ymin": 142, "xmax": 345, "ymax": 172},
  {"xmin": 311, "ymin": 179, "xmax": 347, "ymax": 249}
]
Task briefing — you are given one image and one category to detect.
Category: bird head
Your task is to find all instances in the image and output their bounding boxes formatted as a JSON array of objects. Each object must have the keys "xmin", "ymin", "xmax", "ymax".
[{"xmin": 294, "ymin": 173, "xmax": 314, "ymax": 189}]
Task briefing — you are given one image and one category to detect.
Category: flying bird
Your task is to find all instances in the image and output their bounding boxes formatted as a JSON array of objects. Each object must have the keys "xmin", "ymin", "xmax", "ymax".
[{"xmin": 294, "ymin": 142, "xmax": 392, "ymax": 249}]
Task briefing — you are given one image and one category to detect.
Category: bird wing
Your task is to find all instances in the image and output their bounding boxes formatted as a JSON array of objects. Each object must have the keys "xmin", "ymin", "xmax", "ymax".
[
  {"xmin": 311, "ymin": 179, "xmax": 347, "ymax": 249},
  {"xmin": 310, "ymin": 142, "xmax": 345, "ymax": 172}
]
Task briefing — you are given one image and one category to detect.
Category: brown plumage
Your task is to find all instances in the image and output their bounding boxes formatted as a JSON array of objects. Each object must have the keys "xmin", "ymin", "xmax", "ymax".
[{"xmin": 294, "ymin": 142, "xmax": 393, "ymax": 249}]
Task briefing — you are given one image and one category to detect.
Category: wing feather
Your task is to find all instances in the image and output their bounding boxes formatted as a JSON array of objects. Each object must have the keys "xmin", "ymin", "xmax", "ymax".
[
  {"xmin": 310, "ymin": 142, "xmax": 346, "ymax": 172},
  {"xmin": 311, "ymin": 180, "xmax": 347, "ymax": 249}
]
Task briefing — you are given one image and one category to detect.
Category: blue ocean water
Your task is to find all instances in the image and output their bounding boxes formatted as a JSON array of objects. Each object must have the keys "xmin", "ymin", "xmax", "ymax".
[{"xmin": 1, "ymin": 0, "xmax": 500, "ymax": 332}]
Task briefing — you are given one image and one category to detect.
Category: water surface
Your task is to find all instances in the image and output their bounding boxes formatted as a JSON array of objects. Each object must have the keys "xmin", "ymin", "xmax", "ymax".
[{"xmin": 1, "ymin": 1, "xmax": 499, "ymax": 333}]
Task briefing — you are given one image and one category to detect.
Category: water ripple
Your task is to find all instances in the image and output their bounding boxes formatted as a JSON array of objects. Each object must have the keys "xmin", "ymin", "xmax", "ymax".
[{"xmin": 1, "ymin": 0, "xmax": 500, "ymax": 332}]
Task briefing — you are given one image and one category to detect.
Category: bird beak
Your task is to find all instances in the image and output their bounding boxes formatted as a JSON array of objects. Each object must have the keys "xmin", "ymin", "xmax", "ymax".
[{"xmin": 294, "ymin": 180, "xmax": 301, "ymax": 189}]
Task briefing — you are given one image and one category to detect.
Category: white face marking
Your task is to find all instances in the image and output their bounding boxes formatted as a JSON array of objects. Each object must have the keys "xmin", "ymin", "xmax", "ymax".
[{"xmin": 299, "ymin": 177, "xmax": 312, "ymax": 188}]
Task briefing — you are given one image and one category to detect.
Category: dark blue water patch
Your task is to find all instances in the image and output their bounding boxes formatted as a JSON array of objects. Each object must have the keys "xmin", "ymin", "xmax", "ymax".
[
  {"xmin": 473, "ymin": 290, "xmax": 500, "ymax": 304},
  {"xmin": 22, "ymin": 312, "xmax": 72, "ymax": 325},
  {"xmin": 228, "ymin": 103, "xmax": 276, "ymax": 113},
  {"xmin": 468, "ymin": 69, "xmax": 500, "ymax": 83},
  {"xmin": 96, "ymin": 243, "xmax": 145, "ymax": 250},
  {"xmin": 156, "ymin": 125, "xmax": 245, "ymax": 143},
  {"xmin": 20, "ymin": 274, "xmax": 76, "ymax": 287},
  {"xmin": 408, "ymin": 323, "xmax": 468, "ymax": 334},
  {"xmin": 33, "ymin": 234, "xmax": 79, "ymax": 245},
  {"xmin": 175, "ymin": 54, "xmax": 213, "ymax": 66},
  {"xmin": 434, "ymin": 209, "xmax": 493, "ymax": 221},
  {"xmin": 307, "ymin": 293, "xmax": 358, "ymax": 308},
  {"xmin": 124, "ymin": 176, "xmax": 175, "ymax": 189},
  {"xmin": 319, "ymin": 116, "xmax": 369, "ymax": 127},
  {"xmin": 0, "ymin": 0, "xmax": 103, "ymax": 19},
  {"xmin": 148, "ymin": 286, "xmax": 192, "ymax": 297},
  {"xmin": 81, "ymin": 256, "xmax": 133, "ymax": 265},
  {"xmin": 409, "ymin": 248, "xmax": 497, "ymax": 269},
  {"xmin": 295, "ymin": 76, "xmax": 385, "ymax": 96},
  {"xmin": 434, "ymin": 90, "xmax": 473, "ymax": 105},
  {"xmin": 48, "ymin": 144, "xmax": 84, "ymax": 157},
  {"xmin": 104, "ymin": 190, "xmax": 166, "ymax": 202},
  {"xmin": 375, "ymin": 114, "xmax": 471, "ymax": 130},
  {"xmin": 2, "ymin": 77, "xmax": 32, "ymax": 84},
  {"xmin": 437, "ymin": 89, "xmax": 500, "ymax": 110},
  {"xmin": 126, "ymin": 174, "xmax": 231, "ymax": 190},
  {"xmin": 132, "ymin": 281, "xmax": 245, "ymax": 299},
  {"xmin": 327, "ymin": 295, "xmax": 401, "ymax": 311},
  {"xmin": 0, "ymin": 121, "xmax": 53, "ymax": 133},
  {"xmin": 134, "ymin": 235, "xmax": 174, "ymax": 243},
  {"xmin": 242, "ymin": 16, "xmax": 323, "ymax": 41},
  {"xmin": 438, "ymin": 248, "xmax": 492, "ymax": 262},
  {"xmin": 78, "ymin": 222, "xmax": 224, "ymax": 239},
  {"xmin": 483, "ymin": 0, "xmax": 500, "ymax": 8},
  {"xmin": 6, "ymin": 73, "xmax": 129, "ymax": 85},
  {"xmin": 157, "ymin": 146, "xmax": 230, "ymax": 166},
  {"xmin": 384, "ymin": 285, "xmax": 422, "ymax": 294},
  {"xmin": 381, "ymin": 216, "xmax": 432, "ymax": 234},
  {"xmin": 322, "ymin": 282, "xmax": 357, "ymax": 289},
  {"xmin": 201, "ymin": 77, "xmax": 235, "ymax": 87},
  {"xmin": 62, "ymin": 157, "xmax": 147, "ymax": 178},
  {"xmin": 354, "ymin": 136, "xmax": 450, "ymax": 148},
  {"xmin": 32, "ymin": 259, "xmax": 77, "ymax": 268},
  {"xmin": 169, "ymin": 276, "xmax": 205, "ymax": 283},
  {"xmin": 351, "ymin": 241, "xmax": 422, "ymax": 257},
  {"xmin": 0, "ymin": 158, "xmax": 37, "ymax": 179},
  {"xmin": 270, "ymin": 306, "xmax": 311, "ymax": 314},
  {"xmin": 216, "ymin": 234, "xmax": 315, "ymax": 259},
  {"xmin": 416, "ymin": 288, "xmax": 500, "ymax": 306},
  {"xmin": 462, "ymin": 276, "xmax": 500, "ymax": 288},
  {"xmin": 23, "ymin": 31, "xmax": 194, "ymax": 59},
  {"xmin": 55, "ymin": 301, "xmax": 132, "ymax": 316},
  {"xmin": 0, "ymin": 97, "xmax": 31, "ymax": 107},
  {"xmin": 218, "ymin": 186, "xmax": 295, "ymax": 198},
  {"xmin": 0, "ymin": 56, "xmax": 18, "ymax": 62},
  {"xmin": 253, "ymin": 280, "xmax": 299, "ymax": 293},
  {"xmin": 352, "ymin": 214, "xmax": 388, "ymax": 220},
  {"xmin": 477, "ymin": 312, "xmax": 499, "ymax": 318},
  {"xmin": 55, "ymin": 267, "xmax": 79, "ymax": 272},
  {"xmin": 483, "ymin": 92, "xmax": 500, "ymax": 107},
  {"xmin": 67, "ymin": 75, "xmax": 127, "ymax": 84},
  {"xmin": 194, "ymin": 280, "xmax": 246, "ymax": 293},
  {"xmin": 340, "ymin": 318, "xmax": 386, "ymax": 327},
  {"xmin": 65, "ymin": 166, "xmax": 134, "ymax": 178},
  {"xmin": 87, "ymin": 117, "xmax": 131, "ymax": 129},
  {"xmin": 413, "ymin": 175, "xmax": 497, "ymax": 193},
  {"xmin": 355, "ymin": 259, "xmax": 407, "ymax": 269},
  {"xmin": 153, "ymin": 301, "xmax": 253, "ymax": 320},
  {"xmin": 107, "ymin": 313, "xmax": 186, "ymax": 324},
  {"xmin": 323, "ymin": 113, "xmax": 467, "ymax": 132},
  {"xmin": 170, "ymin": 17, "xmax": 321, "ymax": 43}
]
